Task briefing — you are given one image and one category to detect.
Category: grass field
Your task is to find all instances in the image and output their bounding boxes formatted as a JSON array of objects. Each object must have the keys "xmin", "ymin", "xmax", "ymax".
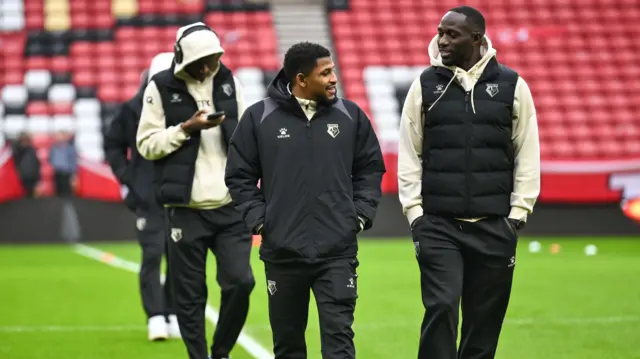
[{"xmin": 2, "ymin": 237, "xmax": 640, "ymax": 359}]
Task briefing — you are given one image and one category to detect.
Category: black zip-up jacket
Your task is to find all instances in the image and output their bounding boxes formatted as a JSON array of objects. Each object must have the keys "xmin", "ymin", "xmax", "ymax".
[
  {"xmin": 225, "ymin": 69, "xmax": 386, "ymax": 264},
  {"xmin": 104, "ymin": 88, "xmax": 161, "ymax": 214}
]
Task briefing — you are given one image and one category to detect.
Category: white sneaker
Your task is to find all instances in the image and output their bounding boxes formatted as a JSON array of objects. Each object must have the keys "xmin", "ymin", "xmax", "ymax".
[
  {"xmin": 167, "ymin": 314, "xmax": 181, "ymax": 339},
  {"xmin": 148, "ymin": 315, "xmax": 169, "ymax": 341}
]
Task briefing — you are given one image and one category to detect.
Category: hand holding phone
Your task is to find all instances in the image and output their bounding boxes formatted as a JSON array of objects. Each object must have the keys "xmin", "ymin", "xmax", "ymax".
[
  {"xmin": 181, "ymin": 110, "xmax": 226, "ymax": 133},
  {"xmin": 207, "ymin": 111, "xmax": 225, "ymax": 124}
]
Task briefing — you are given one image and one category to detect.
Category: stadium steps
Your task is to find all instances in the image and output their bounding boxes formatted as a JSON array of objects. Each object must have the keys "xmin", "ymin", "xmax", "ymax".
[{"xmin": 270, "ymin": 0, "xmax": 343, "ymax": 94}]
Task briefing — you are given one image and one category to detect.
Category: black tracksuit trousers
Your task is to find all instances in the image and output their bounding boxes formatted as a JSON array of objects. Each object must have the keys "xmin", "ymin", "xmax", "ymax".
[
  {"xmin": 136, "ymin": 208, "xmax": 174, "ymax": 319},
  {"xmin": 167, "ymin": 204, "xmax": 255, "ymax": 359},
  {"xmin": 264, "ymin": 258, "xmax": 359, "ymax": 359},
  {"xmin": 411, "ymin": 215, "xmax": 518, "ymax": 359}
]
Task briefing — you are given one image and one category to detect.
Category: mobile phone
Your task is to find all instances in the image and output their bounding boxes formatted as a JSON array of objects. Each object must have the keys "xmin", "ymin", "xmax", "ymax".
[{"xmin": 207, "ymin": 111, "xmax": 225, "ymax": 121}]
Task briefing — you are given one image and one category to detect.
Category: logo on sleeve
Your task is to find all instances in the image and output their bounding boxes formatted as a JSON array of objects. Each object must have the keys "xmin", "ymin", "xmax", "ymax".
[{"xmin": 222, "ymin": 83, "xmax": 233, "ymax": 96}]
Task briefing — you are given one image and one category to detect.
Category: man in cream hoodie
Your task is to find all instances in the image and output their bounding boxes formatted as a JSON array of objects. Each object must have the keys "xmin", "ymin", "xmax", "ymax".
[
  {"xmin": 136, "ymin": 23, "xmax": 255, "ymax": 359},
  {"xmin": 397, "ymin": 6, "xmax": 540, "ymax": 359}
]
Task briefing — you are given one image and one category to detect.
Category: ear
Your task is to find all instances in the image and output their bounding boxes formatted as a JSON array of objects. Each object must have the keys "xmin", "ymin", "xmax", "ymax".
[
  {"xmin": 472, "ymin": 32, "xmax": 483, "ymax": 44},
  {"xmin": 295, "ymin": 73, "xmax": 306, "ymax": 87}
]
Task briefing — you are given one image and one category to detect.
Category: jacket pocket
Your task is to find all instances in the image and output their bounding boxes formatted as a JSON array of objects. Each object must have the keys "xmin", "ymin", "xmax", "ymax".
[
  {"xmin": 318, "ymin": 191, "xmax": 358, "ymax": 232},
  {"xmin": 315, "ymin": 191, "xmax": 358, "ymax": 254}
]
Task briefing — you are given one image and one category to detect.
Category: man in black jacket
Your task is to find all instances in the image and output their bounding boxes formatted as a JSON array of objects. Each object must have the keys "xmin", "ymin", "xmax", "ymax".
[
  {"xmin": 104, "ymin": 67, "xmax": 179, "ymax": 341},
  {"xmin": 397, "ymin": 7, "xmax": 540, "ymax": 359},
  {"xmin": 225, "ymin": 42, "xmax": 386, "ymax": 359},
  {"xmin": 137, "ymin": 23, "xmax": 254, "ymax": 359}
]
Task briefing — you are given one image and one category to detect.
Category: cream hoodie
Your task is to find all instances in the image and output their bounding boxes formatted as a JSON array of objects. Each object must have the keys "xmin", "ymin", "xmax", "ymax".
[
  {"xmin": 136, "ymin": 23, "xmax": 246, "ymax": 210},
  {"xmin": 397, "ymin": 35, "xmax": 540, "ymax": 225}
]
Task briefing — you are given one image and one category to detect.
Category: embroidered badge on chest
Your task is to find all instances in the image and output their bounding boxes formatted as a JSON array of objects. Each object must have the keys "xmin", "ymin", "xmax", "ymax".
[{"xmin": 485, "ymin": 83, "xmax": 499, "ymax": 98}]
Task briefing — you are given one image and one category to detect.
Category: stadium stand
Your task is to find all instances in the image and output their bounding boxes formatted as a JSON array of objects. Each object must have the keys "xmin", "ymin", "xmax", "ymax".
[
  {"xmin": 1, "ymin": 0, "xmax": 640, "ymax": 202},
  {"xmin": 329, "ymin": 0, "xmax": 640, "ymax": 193},
  {"xmin": 1, "ymin": 0, "xmax": 279, "ymax": 198}
]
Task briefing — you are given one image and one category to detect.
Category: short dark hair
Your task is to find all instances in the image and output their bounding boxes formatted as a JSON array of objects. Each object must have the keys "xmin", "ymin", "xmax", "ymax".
[
  {"xmin": 449, "ymin": 6, "xmax": 486, "ymax": 35},
  {"xmin": 283, "ymin": 42, "xmax": 331, "ymax": 83}
]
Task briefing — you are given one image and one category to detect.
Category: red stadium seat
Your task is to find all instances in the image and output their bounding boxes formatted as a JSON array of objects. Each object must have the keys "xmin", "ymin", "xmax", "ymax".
[
  {"xmin": 26, "ymin": 101, "xmax": 50, "ymax": 116},
  {"xmin": 329, "ymin": 0, "xmax": 640, "ymax": 163}
]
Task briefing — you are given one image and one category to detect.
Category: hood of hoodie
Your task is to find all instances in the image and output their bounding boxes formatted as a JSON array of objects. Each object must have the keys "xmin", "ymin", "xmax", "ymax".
[
  {"xmin": 427, "ymin": 34, "xmax": 497, "ymax": 91},
  {"xmin": 266, "ymin": 69, "xmax": 300, "ymax": 110},
  {"xmin": 148, "ymin": 52, "xmax": 174, "ymax": 82},
  {"xmin": 173, "ymin": 22, "xmax": 224, "ymax": 80}
]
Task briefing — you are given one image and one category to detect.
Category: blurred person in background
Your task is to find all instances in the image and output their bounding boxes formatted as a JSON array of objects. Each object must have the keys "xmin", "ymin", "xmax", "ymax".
[
  {"xmin": 48, "ymin": 131, "xmax": 77, "ymax": 197},
  {"xmin": 12, "ymin": 132, "xmax": 41, "ymax": 198},
  {"xmin": 103, "ymin": 52, "xmax": 180, "ymax": 341},
  {"xmin": 397, "ymin": 6, "xmax": 540, "ymax": 359},
  {"xmin": 136, "ymin": 22, "xmax": 254, "ymax": 359},
  {"xmin": 225, "ymin": 42, "xmax": 386, "ymax": 359}
]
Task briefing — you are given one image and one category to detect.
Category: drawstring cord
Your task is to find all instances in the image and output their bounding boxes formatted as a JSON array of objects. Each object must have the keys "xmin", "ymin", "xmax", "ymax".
[
  {"xmin": 427, "ymin": 74, "xmax": 456, "ymax": 112},
  {"xmin": 427, "ymin": 69, "xmax": 477, "ymax": 114}
]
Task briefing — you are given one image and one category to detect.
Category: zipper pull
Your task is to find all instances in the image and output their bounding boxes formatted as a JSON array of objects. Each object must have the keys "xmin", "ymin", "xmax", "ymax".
[
  {"xmin": 306, "ymin": 121, "xmax": 311, "ymax": 138},
  {"xmin": 465, "ymin": 91, "xmax": 470, "ymax": 112}
]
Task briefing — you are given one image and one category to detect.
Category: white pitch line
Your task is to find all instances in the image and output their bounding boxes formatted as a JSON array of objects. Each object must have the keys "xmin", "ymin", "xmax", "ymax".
[
  {"xmin": 73, "ymin": 244, "xmax": 274, "ymax": 359},
  {"xmin": 0, "ymin": 325, "xmax": 145, "ymax": 333},
  {"xmin": 244, "ymin": 316, "xmax": 640, "ymax": 332}
]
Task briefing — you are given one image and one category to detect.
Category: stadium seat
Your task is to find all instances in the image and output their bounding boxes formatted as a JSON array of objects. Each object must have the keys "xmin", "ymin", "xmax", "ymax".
[
  {"xmin": 2, "ymin": 4, "xmax": 279, "ymax": 196},
  {"xmin": 330, "ymin": 0, "xmax": 640, "ymax": 161}
]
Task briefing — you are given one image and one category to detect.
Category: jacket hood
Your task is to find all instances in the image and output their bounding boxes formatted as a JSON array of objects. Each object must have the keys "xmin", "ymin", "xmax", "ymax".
[
  {"xmin": 173, "ymin": 22, "xmax": 225, "ymax": 78},
  {"xmin": 266, "ymin": 69, "xmax": 293, "ymax": 104},
  {"xmin": 148, "ymin": 52, "xmax": 174, "ymax": 82}
]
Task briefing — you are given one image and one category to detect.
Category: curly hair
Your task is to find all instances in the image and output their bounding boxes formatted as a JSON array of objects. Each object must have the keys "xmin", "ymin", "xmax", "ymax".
[{"xmin": 283, "ymin": 42, "xmax": 331, "ymax": 83}]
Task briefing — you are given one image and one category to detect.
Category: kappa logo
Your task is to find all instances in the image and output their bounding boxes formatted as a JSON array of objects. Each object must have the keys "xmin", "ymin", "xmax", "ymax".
[
  {"xmin": 171, "ymin": 93, "xmax": 181, "ymax": 103},
  {"xmin": 327, "ymin": 124, "xmax": 340, "ymax": 138},
  {"xmin": 414, "ymin": 241, "xmax": 420, "ymax": 257},
  {"xmin": 170, "ymin": 228, "xmax": 182, "ymax": 242},
  {"xmin": 277, "ymin": 128, "xmax": 290, "ymax": 139},
  {"xmin": 508, "ymin": 256, "xmax": 516, "ymax": 267},
  {"xmin": 267, "ymin": 280, "xmax": 277, "ymax": 295},
  {"xmin": 221, "ymin": 83, "xmax": 233, "ymax": 96},
  {"xmin": 485, "ymin": 83, "xmax": 499, "ymax": 98},
  {"xmin": 136, "ymin": 217, "xmax": 146, "ymax": 231}
]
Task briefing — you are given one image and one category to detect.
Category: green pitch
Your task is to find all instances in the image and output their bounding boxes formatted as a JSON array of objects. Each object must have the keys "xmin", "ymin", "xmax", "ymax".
[{"xmin": 1, "ymin": 238, "xmax": 640, "ymax": 359}]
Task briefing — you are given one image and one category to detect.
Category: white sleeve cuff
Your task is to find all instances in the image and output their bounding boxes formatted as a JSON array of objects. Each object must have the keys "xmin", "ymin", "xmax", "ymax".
[
  {"xmin": 508, "ymin": 207, "xmax": 529, "ymax": 222},
  {"xmin": 406, "ymin": 206, "xmax": 424, "ymax": 227}
]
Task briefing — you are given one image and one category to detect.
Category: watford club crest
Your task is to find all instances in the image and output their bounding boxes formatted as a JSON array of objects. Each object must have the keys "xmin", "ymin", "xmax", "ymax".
[
  {"xmin": 267, "ymin": 280, "xmax": 277, "ymax": 295},
  {"xmin": 327, "ymin": 124, "xmax": 340, "ymax": 138},
  {"xmin": 485, "ymin": 83, "xmax": 499, "ymax": 97}
]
